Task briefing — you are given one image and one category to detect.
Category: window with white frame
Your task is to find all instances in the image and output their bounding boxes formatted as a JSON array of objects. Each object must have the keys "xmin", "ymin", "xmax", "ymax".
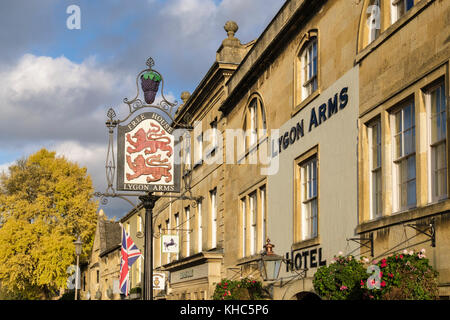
[
  {"xmin": 197, "ymin": 200, "xmax": 202, "ymax": 253},
  {"xmin": 260, "ymin": 186, "xmax": 267, "ymax": 250},
  {"xmin": 210, "ymin": 188, "xmax": 217, "ymax": 248},
  {"xmin": 165, "ymin": 218, "xmax": 170, "ymax": 264},
  {"xmin": 194, "ymin": 133, "xmax": 203, "ymax": 166},
  {"xmin": 185, "ymin": 206, "xmax": 190, "ymax": 257},
  {"xmin": 369, "ymin": 119, "xmax": 382, "ymax": 219},
  {"xmin": 183, "ymin": 133, "xmax": 191, "ymax": 171},
  {"xmin": 174, "ymin": 213, "xmax": 179, "ymax": 260},
  {"xmin": 391, "ymin": 0, "xmax": 414, "ymax": 23},
  {"xmin": 138, "ymin": 215, "xmax": 142, "ymax": 233},
  {"xmin": 301, "ymin": 157, "xmax": 318, "ymax": 240},
  {"xmin": 243, "ymin": 97, "xmax": 267, "ymax": 153},
  {"xmin": 300, "ymin": 37, "xmax": 318, "ymax": 100},
  {"xmin": 211, "ymin": 119, "xmax": 218, "ymax": 150},
  {"xmin": 158, "ymin": 224, "xmax": 162, "ymax": 266},
  {"xmin": 392, "ymin": 100, "xmax": 416, "ymax": 211},
  {"xmin": 427, "ymin": 82, "xmax": 447, "ymax": 202},
  {"xmin": 241, "ymin": 197, "xmax": 246, "ymax": 258}
]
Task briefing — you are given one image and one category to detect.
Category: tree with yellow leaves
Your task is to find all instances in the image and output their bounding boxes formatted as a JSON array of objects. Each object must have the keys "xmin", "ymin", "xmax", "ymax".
[{"xmin": 0, "ymin": 148, "xmax": 98, "ymax": 299}]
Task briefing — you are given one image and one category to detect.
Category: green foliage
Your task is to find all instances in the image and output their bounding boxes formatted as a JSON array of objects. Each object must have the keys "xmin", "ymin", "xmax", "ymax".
[
  {"xmin": 313, "ymin": 250, "xmax": 439, "ymax": 300},
  {"xmin": 0, "ymin": 149, "xmax": 98, "ymax": 299},
  {"xmin": 142, "ymin": 71, "xmax": 161, "ymax": 82},
  {"xmin": 313, "ymin": 254, "xmax": 368, "ymax": 300},
  {"xmin": 130, "ymin": 286, "xmax": 142, "ymax": 294},
  {"xmin": 212, "ymin": 278, "xmax": 266, "ymax": 300}
]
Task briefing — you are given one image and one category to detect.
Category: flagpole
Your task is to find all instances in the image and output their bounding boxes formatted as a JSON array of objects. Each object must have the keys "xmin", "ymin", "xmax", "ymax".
[{"xmin": 139, "ymin": 192, "xmax": 159, "ymax": 300}]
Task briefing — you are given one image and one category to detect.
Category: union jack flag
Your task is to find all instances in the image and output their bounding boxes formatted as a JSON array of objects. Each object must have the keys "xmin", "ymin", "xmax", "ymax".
[{"xmin": 119, "ymin": 223, "xmax": 142, "ymax": 296}]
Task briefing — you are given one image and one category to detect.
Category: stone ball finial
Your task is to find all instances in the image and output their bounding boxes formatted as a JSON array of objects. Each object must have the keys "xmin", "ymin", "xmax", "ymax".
[
  {"xmin": 181, "ymin": 91, "xmax": 191, "ymax": 104},
  {"xmin": 224, "ymin": 21, "xmax": 238, "ymax": 38}
]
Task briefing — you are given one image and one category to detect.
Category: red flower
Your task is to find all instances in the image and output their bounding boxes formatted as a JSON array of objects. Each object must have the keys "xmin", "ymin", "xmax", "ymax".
[
  {"xmin": 360, "ymin": 280, "xmax": 364, "ymax": 285},
  {"xmin": 400, "ymin": 255, "xmax": 403, "ymax": 259},
  {"xmin": 381, "ymin": 281, "xmax": 386, "ymax": 287},
  {"xmin": 389, "ymin": 273, "xmax": 394, "ymax": 278}
]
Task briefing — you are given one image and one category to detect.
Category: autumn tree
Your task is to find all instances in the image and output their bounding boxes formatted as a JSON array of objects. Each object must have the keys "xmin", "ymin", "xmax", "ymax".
[{"xmin": 0, "ymin": 148, "xmax": 98, "ymax": 299}]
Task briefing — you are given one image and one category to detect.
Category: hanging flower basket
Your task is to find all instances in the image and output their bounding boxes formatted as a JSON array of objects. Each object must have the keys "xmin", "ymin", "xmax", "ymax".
[{"xmin": 140, "ymin": 71, "xmax": 161, "ymax": 104}]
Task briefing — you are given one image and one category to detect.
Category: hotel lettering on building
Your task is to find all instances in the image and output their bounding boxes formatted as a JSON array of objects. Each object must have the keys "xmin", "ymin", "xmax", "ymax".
[{"xmin": 119, "ymin": 0, "xmax": 450, "ymax": 300}]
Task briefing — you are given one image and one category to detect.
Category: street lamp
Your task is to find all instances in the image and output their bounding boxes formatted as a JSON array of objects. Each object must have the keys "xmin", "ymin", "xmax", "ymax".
[
  {"xmin": 259, "ymin": 239, "xmax": 283, "ymax": 281},
  {"xmin": 74, "ymin": 235, "xmax": 83, "ymax": 300}
]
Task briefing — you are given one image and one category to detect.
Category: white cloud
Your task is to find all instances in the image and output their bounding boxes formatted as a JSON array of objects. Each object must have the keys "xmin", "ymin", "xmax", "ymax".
[{"xmin": 0, "ymin": 54, "xmax": 133, "ymax": 146}]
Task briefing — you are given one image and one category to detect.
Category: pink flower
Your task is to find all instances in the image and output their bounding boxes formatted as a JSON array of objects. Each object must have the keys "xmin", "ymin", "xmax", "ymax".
[
  {"xmin": 379, "ymin": 272, "xmax": 383, "ymax": 278},
  {"xmin": 340, "ymin": 285, "xmax": 348, "ymax": 291}
]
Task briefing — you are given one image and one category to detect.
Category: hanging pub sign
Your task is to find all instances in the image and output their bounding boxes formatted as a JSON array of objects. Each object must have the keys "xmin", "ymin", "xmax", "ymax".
[
  {"xmin": 161, "ymin": 235, "xmax": 179, "ymax": 254},
  {"xmin": 117, "ymin": 111, "xmax": 180, "ymax": 193},
  {"xmin": 153, "ymin": 273, "xmax": 166, "ymax": 290}
]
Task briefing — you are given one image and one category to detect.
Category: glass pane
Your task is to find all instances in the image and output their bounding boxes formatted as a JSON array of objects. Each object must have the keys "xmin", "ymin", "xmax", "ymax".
[
  {"xmin": 312, "ymin": 160, "xmax": 317, "ymax": 196},
  {"xmin": 407, "ymin": 179, "xmax": 416, "ymax": 206},
  {"xmin": 395, "ymin": 111, "xmax": 402, "ymax": 135}
]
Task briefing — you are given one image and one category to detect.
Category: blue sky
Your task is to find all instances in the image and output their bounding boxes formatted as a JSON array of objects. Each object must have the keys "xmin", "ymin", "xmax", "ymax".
[{"xmin": 0, "ymin": 0, "xmax": 285, "ymax": 218}]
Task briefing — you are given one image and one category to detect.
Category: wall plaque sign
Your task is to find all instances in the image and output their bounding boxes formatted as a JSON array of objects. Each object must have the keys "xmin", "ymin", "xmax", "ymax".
[{"xmin": 117, "ymin": 111, "xmax": 180, "ymax": 192}]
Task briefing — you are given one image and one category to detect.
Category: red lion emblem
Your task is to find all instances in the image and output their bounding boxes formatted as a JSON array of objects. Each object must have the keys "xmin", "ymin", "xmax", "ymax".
[
  {"xmin": 126, "ymin": 123, "xmax": 173, "ymax": 157},
  {"xmin": 126, "ymin": 154, "xmax": 172, "ymax": 183}
]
